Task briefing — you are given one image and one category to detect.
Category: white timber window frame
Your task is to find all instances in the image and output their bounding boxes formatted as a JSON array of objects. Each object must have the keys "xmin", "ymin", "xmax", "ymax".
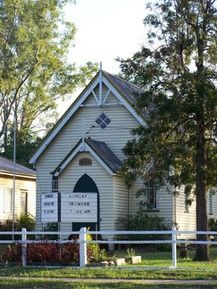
[
  {"xmin": 145, "ymin": 181, "xmax": 157, "ymax": 210},
  {"xmin": 20, "ymin": 189, "xmax": 28, "ymax": 215},
  {"xmin": 184, "ymin": 193, "xmax": 190, "ymax": 213},
  {"xmin": 52, "ymin": 176, "xmax": 59, "ymax": 192},
  {"xmin": 209, "ymin": 189, "xmax": 216, "ymax": 215},
  {"xmin": 1, "ymin": 187, "xmax": 13, "ymax": 214}
]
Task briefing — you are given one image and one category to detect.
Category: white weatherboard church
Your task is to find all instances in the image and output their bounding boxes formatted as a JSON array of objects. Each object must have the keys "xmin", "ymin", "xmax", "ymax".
[{"xmin": 30, "ymin": 70, "xmax": 217, "ymax": 234}]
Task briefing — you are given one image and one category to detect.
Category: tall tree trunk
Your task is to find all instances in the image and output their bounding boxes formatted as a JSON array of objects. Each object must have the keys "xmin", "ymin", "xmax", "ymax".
[{"xmin": 194, "ymin": 119, "xmax": 209, "ymax": 261}]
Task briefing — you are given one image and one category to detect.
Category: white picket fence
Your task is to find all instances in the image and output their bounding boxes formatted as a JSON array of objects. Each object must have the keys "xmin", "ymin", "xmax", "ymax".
[{"xmin": 0, "ymin": 227, "xmax": 217, "ymax": 268}]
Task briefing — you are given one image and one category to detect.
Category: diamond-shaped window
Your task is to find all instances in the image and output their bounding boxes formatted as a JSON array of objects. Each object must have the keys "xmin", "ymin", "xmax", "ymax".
[{"xmin": 95, "ymin": 113, "xmax": 111, "ymax": 129}]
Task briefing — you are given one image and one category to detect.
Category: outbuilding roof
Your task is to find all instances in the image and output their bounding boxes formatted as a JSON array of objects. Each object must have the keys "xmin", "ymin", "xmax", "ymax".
[{"xmin": 0, "ymin": 156, "xmax": 36, "ymax": 178}]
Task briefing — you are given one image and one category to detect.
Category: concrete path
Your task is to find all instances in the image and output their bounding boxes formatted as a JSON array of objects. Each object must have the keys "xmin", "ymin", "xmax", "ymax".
[{"xmin": 1, "ymin": 276, "xmax": 217, "ymax": 285}]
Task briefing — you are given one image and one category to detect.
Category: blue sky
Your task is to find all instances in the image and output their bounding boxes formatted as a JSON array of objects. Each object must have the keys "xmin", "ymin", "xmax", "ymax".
[{"xmin": 64, "ymin": 0, "xmax": 146, "ymax": 74}]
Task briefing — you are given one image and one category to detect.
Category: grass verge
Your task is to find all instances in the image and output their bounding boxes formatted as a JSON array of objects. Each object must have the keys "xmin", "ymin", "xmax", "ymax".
[{"xmin": 0, "ymin": 267, "xmax": 217, "ymax": 280}]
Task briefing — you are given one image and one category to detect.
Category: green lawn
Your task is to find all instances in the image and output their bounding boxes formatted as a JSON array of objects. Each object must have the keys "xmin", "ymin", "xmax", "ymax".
[
  {"xmin": 109, "ymin": 246, "xmax": 217, "ymax": 270},
  {"xmin": 1, "ymin": 246, "xmax": 217, "ymax": 282},
  {"xmin": 0, "ymin": 266, "xmax": 217, "ymax": 280},
  {"xmin": 1, "ymin": 246, "xmax": 217, "ymax": 288}
]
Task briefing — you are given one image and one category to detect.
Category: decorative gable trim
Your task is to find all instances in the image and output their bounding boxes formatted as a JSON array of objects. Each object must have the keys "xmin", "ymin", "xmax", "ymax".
[
  {"xmin": 30, "ymin": 70, "xmax": 145, "ymax": 164},
  {"xmin": 52, "ymin": 139, "xmax": 83, "ymax": 177},
  {"xmin": 102, "ymin": 76, "xmax": 145, "ymax": 126},
  {"xmin": 29, "ymin": 74, "xmax": 101, "ymax": 164},
  {"xmin": 52, "ymin": 140, "xmax": 114, "ymax": 177}
]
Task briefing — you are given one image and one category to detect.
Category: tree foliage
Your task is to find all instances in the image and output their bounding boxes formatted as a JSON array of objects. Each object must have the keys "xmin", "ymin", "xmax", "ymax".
[
  {"xmin": 119, "ymin": 0, "xmax": 217, "ymax": 260},
  {"xmin": 0, "ymin": 0, "xmax": 97, "ymax": 153}
]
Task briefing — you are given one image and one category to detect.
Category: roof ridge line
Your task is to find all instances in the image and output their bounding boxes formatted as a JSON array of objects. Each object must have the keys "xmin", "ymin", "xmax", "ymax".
[{"xmin": 103, "ymin": 70, "xmax": 142, "ymax": 90}]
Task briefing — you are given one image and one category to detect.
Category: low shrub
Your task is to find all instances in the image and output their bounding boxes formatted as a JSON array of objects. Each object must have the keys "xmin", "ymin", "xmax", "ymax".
[
  {"xmin": 0, "ymin": 244, "xmax": 22, "ymax": 264},
  {"xmin": 209, "ymin": 218, "xmax": 217, "ymax": 231},
  {"xmin": 120, "ymin": 209, "xmax": 171, "ymax": 238},
  {"xmin": 0, "ymin": 220, "xmax": 16, "ymax": 240},
  {"xmin": 0, "ymin": 239, "xmax": 106, "ymax": 265},
  {"xmin": 27, "ymin": 243, "xmax": 60, "ymax": 264},
  {"xmin": 43, "ymin": 222, "xmax": 59, "ymax": 240},
  {"xmin": 17, "ymin": 214, "xmax": 35, "ymax": 231},
  {"xmin": 87, "ymin": 242, "xmax": 107, "ymax": 262},
  {"xmin": 208, "ymin": 218, "xmax": 217, "ymax": 240},
  {"xmin": 119, "ymin": 209, "xmax": 172, "ymax": 251},
  {"xmin": 0, "ymin": 214, "xmax": 35, "ymax": 240},
  {"xmin": 59, "ymin": 243, "xmax": 79, "ymax": 264}
]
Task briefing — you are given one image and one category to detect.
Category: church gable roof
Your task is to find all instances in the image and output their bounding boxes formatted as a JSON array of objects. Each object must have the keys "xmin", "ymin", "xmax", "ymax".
[
  {"xmin": 85, "ymin": 138, "xmax": 123, "ymax": 173},
  {"xmin": 103, "ymin": 71, "xmax": 142, "ymax": 104},
  {"xmin": 30, "ymin": 70, "xmax": 145, "ymax": 164},
  {"xmin": 52, "ymin": 138, "xmax": 123, "ymax": 177}
]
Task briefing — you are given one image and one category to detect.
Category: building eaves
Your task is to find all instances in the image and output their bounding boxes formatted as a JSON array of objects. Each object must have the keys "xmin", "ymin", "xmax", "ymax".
[
  {"xmin": 52, "ymin": 138, "xmax": 123, "ymax": 177},
  {"xmin": 85, "ymin": 138, "xmax": 123, "ymax": 173},
  {"xmin": 0, "ymin": 156, "xmax": 36, "ymax": 178}
]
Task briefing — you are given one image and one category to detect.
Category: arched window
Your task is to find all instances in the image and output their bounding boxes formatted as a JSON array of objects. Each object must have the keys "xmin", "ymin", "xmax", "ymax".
[
  {"xmin": 74, "ymin": 174, "xmax": 98, "ymax": 193},
  {"xmin": 72, "ymin": 174, "xmax": 99, "ymax": 231}
]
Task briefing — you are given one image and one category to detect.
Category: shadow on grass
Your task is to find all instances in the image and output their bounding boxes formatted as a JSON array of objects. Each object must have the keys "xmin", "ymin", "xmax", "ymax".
[{"xmin": 1, "ymin": 280, "xmax": 217, "ymax": 289}]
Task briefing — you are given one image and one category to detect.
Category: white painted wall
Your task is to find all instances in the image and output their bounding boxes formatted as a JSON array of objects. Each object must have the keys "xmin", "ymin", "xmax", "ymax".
[
  {"xmin": 113, "ymin": 175, "xmax": 128, "ymax": 229},
  {"xmin": 0, "ymin": 176, "xmax": 36, "ymax": 221},
  {"xmin": 35, "ymin": 84, "xmax": 139, "ymax": 230},
  {"xmin": 59, "ymin": 152, "xmax": 113, "ymax": 231}
]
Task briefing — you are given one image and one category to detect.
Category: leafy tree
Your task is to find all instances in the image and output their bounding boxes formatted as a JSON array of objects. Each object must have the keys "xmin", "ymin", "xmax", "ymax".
[
  {"xmin": 119, "ymin": 0, "xmax": 217, "ymax": 261},
  {"xmin": 0, "ymin": 0, "xmax": 97, "ymax": 152},
  {"xmin": 1, "ymin": 130, "xmax": 42, "ymax": 167}
]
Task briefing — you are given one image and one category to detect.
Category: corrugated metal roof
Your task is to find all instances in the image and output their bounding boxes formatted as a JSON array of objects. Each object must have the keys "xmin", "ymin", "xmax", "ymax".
[
  {"xmin": 0, "ymin": 156, "xmax": 36, "ymax": 177},
  {"xmin": 85, "ymin": 138, "xmax": 123, "ymax": 173},
  {"xmin": 103, "ymin": 71, "xmax": 142, "ymax": 104},
  {"xmin": 52, "ymin": 138, "xmax": 123, "ymax": 176}
]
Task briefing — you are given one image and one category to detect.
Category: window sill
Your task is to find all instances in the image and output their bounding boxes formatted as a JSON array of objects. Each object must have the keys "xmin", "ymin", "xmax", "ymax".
[{"xmin": 144, "ymin": 209, "xmax": 160, "ymax": 213}]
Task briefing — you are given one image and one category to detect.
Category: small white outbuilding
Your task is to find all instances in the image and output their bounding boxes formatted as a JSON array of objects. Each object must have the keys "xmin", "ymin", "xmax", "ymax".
[{"xmin": 0, "ymin": 156, "xmax": 36, "ymax": 221}]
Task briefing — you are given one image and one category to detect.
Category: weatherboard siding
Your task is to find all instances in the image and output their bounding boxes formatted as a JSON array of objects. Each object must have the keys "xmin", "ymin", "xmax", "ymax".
[
  {"xmin": 130, "ymin": 178, "xmax": 143, "ymax": 216},
  {"xmin": 37, "ymin": 152, "xmax": 114, "ymax": 231},
  {"xmin": 36, "ymin": 107, "xmax": 137, "ymax": 171},
  {"xmin": 175, "ymin": 188, "xmax": 196, "ymax": 238},
  {"xmin": 35, "ymin": 89, "xmax": 139, "ymax": 229},
  {"xmin": 208, "ymin": 192, "xmax": 217, "ymax": 219},
  {"xmin": 60, "ymin": 152, "xmax": 114, "ymax": 231},
  {"xmin": 113, "ymin": 175, "xmax": 128, "ymax": 229},
  {"xmin": 0, "ymin": 176, "xmax": 36, "ymax": 221},
  {"xmin": 156, "ymin": 186, "xmax": 173, "ymax": 222},
  {"xmin": 130, "ymin": 179, "xmax": 173, "ymax": 224}
]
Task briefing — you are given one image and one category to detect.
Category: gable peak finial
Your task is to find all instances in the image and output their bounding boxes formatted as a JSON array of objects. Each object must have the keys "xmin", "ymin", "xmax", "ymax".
[{"xmin": 100, "ymin": 61, "xmax": 102, "ymax": 71}]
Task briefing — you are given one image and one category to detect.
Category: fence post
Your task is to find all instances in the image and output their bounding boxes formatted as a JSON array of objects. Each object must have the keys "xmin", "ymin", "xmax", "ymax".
[
  {"xmin": 172, "ymin": 225, "xmax": 177, "ymax": 268},
  {"xmin": 79, "ymin": 227, "xmax": 87, "ymax": 268},
  {"xmin": 21, "ymin": 228, "xmax": 27, "ymax": 267}
]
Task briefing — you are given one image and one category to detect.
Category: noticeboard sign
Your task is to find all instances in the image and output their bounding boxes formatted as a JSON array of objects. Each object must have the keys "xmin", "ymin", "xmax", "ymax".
[
  {"xmin": 61, "ymin": 192, "xmax": 97, "ymax": 223},
  {"xmin": 41, "ymin": 193, "xmax": 58, "ymax": 223}
]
